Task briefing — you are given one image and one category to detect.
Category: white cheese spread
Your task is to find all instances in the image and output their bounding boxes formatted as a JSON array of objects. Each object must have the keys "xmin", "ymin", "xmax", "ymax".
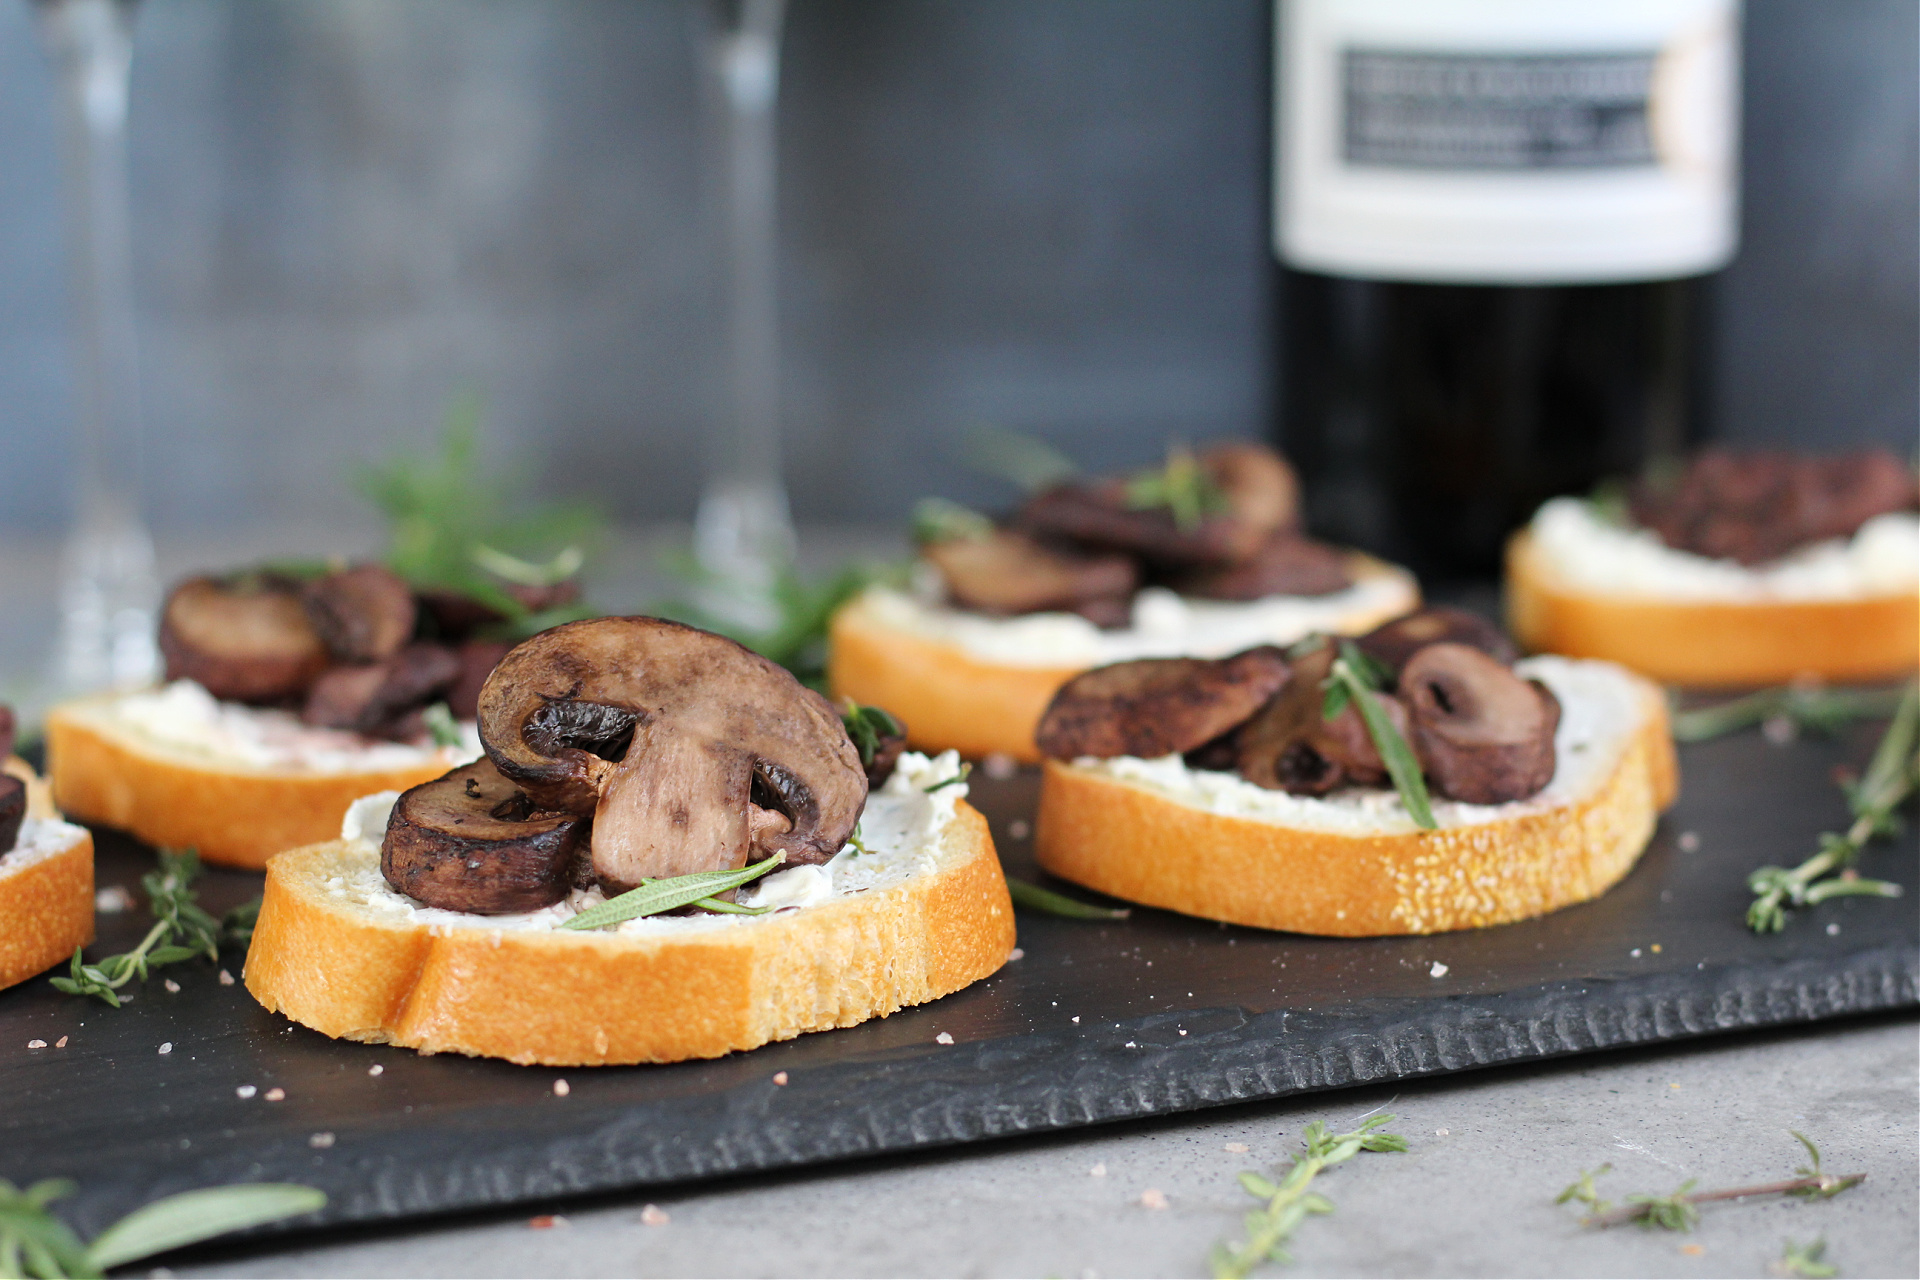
[
  {"xmin": 1068, "ymin": 656, "xmax": 1641, "ymax": 835},
  {"xmin": 90, "ymin": 680, "xmax": 481, "ymax": 774},
  {"xmin": 2, "ymin": 816, "xmax": 89, "ymax": 873},
  {"xmin": 855, "ymin": 566, "xmax": 1419, "ymax": 668},
  {"xmin": 1529, "ymin": 497, "xmax": 1919, "ymax": 602},
  {"xmin": 327, "ymin": 750, "xmax": 971, "ymax": 934}
]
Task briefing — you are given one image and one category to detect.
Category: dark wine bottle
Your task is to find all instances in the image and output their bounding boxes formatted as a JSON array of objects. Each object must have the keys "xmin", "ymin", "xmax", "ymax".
[{"xmin": 1272, "ymin": 0, "xmax": 1741, "ymax": 579}]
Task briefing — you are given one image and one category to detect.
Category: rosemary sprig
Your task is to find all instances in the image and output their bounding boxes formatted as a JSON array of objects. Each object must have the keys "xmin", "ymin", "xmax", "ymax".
[
  {"xmin": 1322, "ymin": 642, "xmax": 1436, "ymax": 830},
  {"xmin": 1776, "ymin": 1237, "xmax": 1837, "ymax": 1278},
  {"xmin": 923, "ymin": 763, "xmax": 972, "ymax": 793},
  {"xmin": 957, "ymin": 425, "xmax": 1079, "ymax": 494},
  {"xmin": 1210, "ymin": 1114, "xmax": 1407, "ymax": 1278},
  {"xmin": 839, "ymin": 700, "xmax": 902, "ymax": 771},
  {"xmin": 910, "ymin": 497, "xmax": 994, "ymax": 545},
  {"xmin": 559, "ymin": 853, "xmax": 785, "ymax": 931},
  {"xmin": 1125, "ymin": 445, "xmax": 1231, "ymax": 532},
  {"xmin": 1005, "ymin": 877, "xmax": 1130, "ymax": 920},
  {"xmin": 1746, "ymin": 680, "xmax": 1916, "ymax": 932},
  {"xmin": 1673, "ymin": 682, "xmax": 1907, "ymax": 742},
  {"xmin": 422, "ymin": 701, "xmax": 463, "ymax": 749},
  {"xmin": 1562, "ymin": 1133, "xmax": 1864, "ymax": 1231},
  {"xmin": 0, "ymin": 1178, "xmax": 323, "ymax": 1278},
  {"xmin": 50, "ymin": 850, "xmax": 251, "ymax": 1006},
  {"xmin": 652, "ymin": 557, "xmax": 899, "ymax": 690}
]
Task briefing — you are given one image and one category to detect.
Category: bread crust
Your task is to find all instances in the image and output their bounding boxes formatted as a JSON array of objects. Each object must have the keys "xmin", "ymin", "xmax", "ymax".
[
  {"xmin": 1506, "ymin": 529, "xmax": 1920, "ymax": 687},
  {"xmin": 1, "ymin": 757, "xmax": 94, "ymax": 992},
  {"xmin": 828, "ymin": 556, "xmax": 1419, "ymax": 762},
  {"xmin": 1035, "ymin": 673, "xmax": 1677, "ymax": 936},
  {"xmin": 47, "ymin": 698, "xmax": 463, "ymax": 869},
  {"xmin": 244, "ymin": 801, "xmax": 1015, "ymax": 1066}
]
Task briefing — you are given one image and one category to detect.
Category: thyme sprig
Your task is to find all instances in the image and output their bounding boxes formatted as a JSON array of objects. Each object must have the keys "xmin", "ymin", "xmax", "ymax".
[
  {"xmin": 559, "ymin": 852, "xmax": 785, "ymax": 931},
  {"xmin": 1004, "ymin": 877, "xmax": 1130, "ymax": 920},
  {"xmin": 50, "ymin": 850, "xmax": 254, "ymax": 1006},
  {"xmin": 0, "ymin": 1179, "xmax": 323, "ymax": 1278},
  {"xmin": 1210, "ymin": 1115, "xmax": 1407, "ymax": 1279},
  {"xmin": 1560, "ymin": 1133, "xmax": 1864, "ymax": 1231},
  {"xmin": 1673, "ymin": 682, "xmax": 1908, "ymax": 743},
  {"xmin": 1746, "ymin": 680, "xmax": 1916, "ymax": 932},
  {"xmin": 1776, "ymin": 1237, "xmax": 1837, "ymax": 1278},
  {"xmin": 1322, "ymin": 642, "xmax": 1436, "ymax": 830},
  {"xmin": 1125, "ymin": 445, "xmax": 1231, "ymax": 532}
]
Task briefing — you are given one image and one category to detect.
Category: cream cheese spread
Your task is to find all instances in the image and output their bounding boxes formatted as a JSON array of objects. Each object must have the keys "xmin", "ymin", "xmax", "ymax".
[
  {"xmin": 1067, "ymin": 656, "xmax": 1642, "ymax": 835},
  {"xmin": 2, "ymin": 816, "xmax": 89, "ymax": 873},
  {"xmin": 855, "ymin": 567, "xmax": 1420, "ymax": 669},
  {"xmin": 1529, "ymin": 497, "xmax": 1920, "ymax": 602},
  {"xmin": 327, "ymin": 750, "xmax": 972, "ymax": 934},
  {"xmin": 90, "ymin": 680, "xmax": 482, "ymax": 774}
]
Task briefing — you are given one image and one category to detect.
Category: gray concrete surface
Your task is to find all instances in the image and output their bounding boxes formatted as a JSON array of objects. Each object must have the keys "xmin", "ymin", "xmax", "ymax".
[{"xmin": 176, "ymin": 1015, "xmax": 1919, "ymax": 1279}]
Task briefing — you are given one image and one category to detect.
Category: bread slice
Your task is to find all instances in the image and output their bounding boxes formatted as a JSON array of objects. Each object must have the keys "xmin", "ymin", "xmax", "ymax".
[
  {"xmin": 1507, "ymin": 528, "xmax": 1919, "ymax": 687},
  {"xmin": 828, "ymin": 555, "xmax": 1420, "ymax": 762},
  {"xmin": 47, "ymin": 692, "xmax": 469, "ymax": 869},
  {"xmin": 1035, "ymin": 657, "xmax": 1677, "ymax": 936},
  {"xmin": 1, "ymin": 756, "xmax": 95, "ymax": 992},
  {"xmin": 244, "ymin": 774, "xmax": 1015, "ymax": 1066}
]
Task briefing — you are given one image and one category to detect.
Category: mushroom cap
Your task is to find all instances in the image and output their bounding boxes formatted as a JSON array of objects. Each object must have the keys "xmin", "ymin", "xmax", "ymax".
[
  {"xmin": 1235, "ymin": 642, "xmax": 1344, "ymax": 794},
  {"xmin": 477, "ymin": 617, "xmax": 866, "ymax": 887},
  {"xmin": 1035, "ymin": 647, "xmax": 1289, "ymax": 760},
  {"xmin": 301, "ymin": 643, "xmax": 461, "ymax": 738},
  {"xmin": 159, "ymin": 576, "xmax": 332, "ymax": 704},
  {"xmin": 1355, "ymin": 607, "xmax": 1517, "ymax": 679},
  {"xmin": 1171, "ymin": 532, "xmax": 1353, "ymax": 601},
  {"xmin": 923, "ymin": 529, "xmax": 1137, "ymax": 615},
  {"xmin": 302, "ymin": 564, "xmax": 418, "ymax": 663},
  {"xmin": 382, "ymin": 759, "xmax": 586, "ymax": 914},
  {"xmin": 1400, "ymin": 643, "xmax": 1558, "ymax": 804}
]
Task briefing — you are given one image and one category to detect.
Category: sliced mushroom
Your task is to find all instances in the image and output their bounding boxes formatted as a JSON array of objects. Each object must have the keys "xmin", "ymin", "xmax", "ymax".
[
  {"xmin": 1399, "ymin": 643, "xmax": 1558, "ymax": 804},
  {"xmin": 381, "ymin": 758, "xmax": 587, "ymax": 913},
  {"xmin": 0, "ymin": 772, "xmax": 21, "ymax": 855},
  {"xmin": 1171, "ymin": 532, "xmax": 1353, "ymax": 600},
  {"xmin": 417, "ymin": 578, "xmax": 583, "ymax": 641},
  {"xmin": 0, "ymin": 703, "xmax": 14, "ymax": 762},
  {"xmin": 1034, "ymin": 646, "xmax": 1289, "ymax": 760},
  {"xmin": 302, "ymin": 564, "xmax": 417, "ymax": 663},
  {"xmin": 477, "ymin": 617, "xmax": 866, "ymax": 887},
  {"xmin": 1355, "ymin": 607, "xmax": 1518, "ymax": 678},
  {"xmin": 446, "ymin": 640, "xmax": 512, "ymax": 720},
  {"xmin": 923, "ymin": 529, "xmax": 1138, "ymax": 616},
  {"xmin": 159, "ymin": 575, "xmax": 331, "ymax": 704},
  {"xmin": 302, "ymin": 643, "xmax": 462, "ymax": 737},
  {"xmin": 1234, "ymin": 642, "xmax": 1406, "ymax": 794}
]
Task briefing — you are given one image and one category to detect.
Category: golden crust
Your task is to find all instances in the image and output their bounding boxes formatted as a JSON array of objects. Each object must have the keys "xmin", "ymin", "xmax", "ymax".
[
  {"xmin": 0, "ymin": 759, "xmax": 94, "ymax": 992},
  {"xmin": 828, "ymin": 556, "xmax": 1420, "ymax": 762},
  {"xmin": 46, "ymin": 697, "xmax": 463, "ymax": 870},
  {"xmin": 244, "ymin": 801, "xmax": 1015, "ymax": 1066},
  {"xmin": 1035, "ymin": 672, "xmax": 1676, "ymax": 936},
  {"xmin": 1506, "ymin": 529, "xmax": 1920, "ymax": 687}
]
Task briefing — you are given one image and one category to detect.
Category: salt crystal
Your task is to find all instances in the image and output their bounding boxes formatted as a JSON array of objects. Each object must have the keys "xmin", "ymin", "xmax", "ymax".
[
  {"xmin": 552, "ymin": 1079, "xmax": 570, "ymax": 1097},
  {"xmin": 1071, "ymin": 1016, "xmax": 1080, "ymax": 1023},
  {"xmin": 218, "ymin": 969, "xmax": 235, "ymax": 986},
  {"xmin": 1826, "ymin": 923, "xmax": 1840, "ymax": 936},
  {"xmin": 1008, "ymin": 820, "xmax": 1031, "ymax": 839},
  {"xmin": 54, "ymin": 1037, "xmax": 67, "ymax": 1049},
  {"xmin": 1089, "ymin": 1162, "xmax": 1106, "ymax": 1177},
  {"xmin": 1008, "ymin": 948, "xmax": 1025, "ymax": 961},
  {"xmin": 528, "ymin": 1215, "xmax": 567, "ymax": 1230},
  {"xmin": 94, "ymin": 886, "xmax": 133, "ymax": 914},
  {"xmin": 158, "ymin": 1042, "xmax": 173, "ymax": 1055},
  {"xmin": 982, "ymin": 753, "xmax": 1018, "ymax": 780},
  {"xmin": 26, "ymin": 1039, "xmax": 46, "ymax": 1049},
  {"xmin": 236, "ymin": 1085, "xmax": 257, "ymax": 1099},
  {"xmin": 1223, "ymin": 1143, "xmax": 1249, "ymax": 1154},
  {"xmin": 1429, "ymin": 962, "xmax": 1449, "ymax": 978},
  {"xmin": 1677, "ymin": 831, "xmax": 1701, "ymax": 853},
  {"xmin": 164, "ymin": 979, "xmax": 180, "ymax": 994},
  {"xmin": 1631, "ymin": 948, "xmax": 1642, "ymax": 958},
  {"xmin": 641, "ymin": 1205, "xmax": 670, "ymax": 1227},
  {"xmin": 1435, "ymin": 1128, "xmax": 1450, "ymax": 1136},
  {"xmin": 772, "ymin": 1071, "xmax": 789, "ymax": 1085},
  {"xmin": 935, "ymin": 1032, "xmax": 955, "ymax": 1045},
  {"xmin": 368, "ymin": 1064, "xmax": 384, "ymax": 1076},
  {"xmin": 1139, "ymin": 1188, "xmax": 1169, "ymax": 1210},
  {"xmin": 264, "ymin": 1087, "xmax": 285, "ymax": 1101},
  {"xmin": 309, "ymin": 1133, "xmax": 335, "ymax": 1149}
]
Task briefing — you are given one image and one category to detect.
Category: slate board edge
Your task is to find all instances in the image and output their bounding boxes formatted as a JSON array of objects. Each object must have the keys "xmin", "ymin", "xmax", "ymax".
[{"xmin": 49, "ymin": 941, "xmax": 1919, "ymax": 1242}]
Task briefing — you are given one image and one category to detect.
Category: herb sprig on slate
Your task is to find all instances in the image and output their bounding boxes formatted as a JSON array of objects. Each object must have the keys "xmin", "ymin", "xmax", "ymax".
[
  {"xmin": 1746, "ymin": 680, "xmax": 1916, "ymax": 932},
  {"xmin": 1211, "ymin": 1114, "xmax": 1407, "ymax": 1278},
  {"xmin": 1557, "ymin": 1132, "xmax": 1864, "ymax": 1231},
  {"xmin": 1776, "ymin": 1237, "xmax": 1838, "ymax": 1278},
  {"xmin": 1322, "ymin": 642, "xmax": 1437, "ymax": 830},
  {"xmin": 559, "ymin": 852, "xmax": 786, "ymax": 931},
  {"xmin": 0, "ymin": 1178, "xmax": 323, "ymax": 1278},
  {"xmin": 1004, "ymin": 877, "xmax": 1131, "ymax": 921},
  {"xmin": 1672, "ymin": 682, "xmax": 1908, "ymax": 743},
  {"xmin": 50, "ymin": 850, "xmax": 255, "ymax": 1007}
]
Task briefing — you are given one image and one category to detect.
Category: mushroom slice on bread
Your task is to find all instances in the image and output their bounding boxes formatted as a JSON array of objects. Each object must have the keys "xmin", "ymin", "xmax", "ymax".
[
  {"xmin": 159, "ymin": 575, "xmax": 332, "ymax": 703},
  {"xmin": 477, "ymin": 617, "xmax": 867, "ymax": 888},
  {"xmin": 922, "ymin": 529, "xmax": 1138, "ymax": 618},
  {"xmin": 1355, "ymin": 606, "xmax": 1517, "ymax": 675},
  {"xmin": 302, "ymin": 563, "xmax": 418, "ymax": 664},
  {"xmin": 382, "ymin": 758, "xmax": 586, "ymax": 913},
  {"xmin": 1034, "ymin": 646, "xmax": 1289, "ymax": 760},
  {"xmin": 1400, "ymin": 643, "xmax": 1560, "ymax": 805}
]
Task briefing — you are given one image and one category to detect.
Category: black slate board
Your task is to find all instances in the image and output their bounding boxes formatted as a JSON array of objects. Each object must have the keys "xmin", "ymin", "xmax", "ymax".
[{"xmin": 1, "ymin": 724, "xmax": 1914, "ymax": 1241}]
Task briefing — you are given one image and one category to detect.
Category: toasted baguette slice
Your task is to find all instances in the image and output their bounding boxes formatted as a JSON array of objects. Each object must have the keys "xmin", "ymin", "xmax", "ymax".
[
  {"xmin": 829, "ymin": 556, "xmax": 1419, "ymax": 762},
  {"xmin": 1035, "ymin": 658, "xmax": 1677, "ymax": 936},
  {"xmin": 1507, "ymin": 529, "xmax": 1920, "ymax": 687},
  {"xmin": 1, "ymin": 756, "xmax": 94, "ymax": 991},
  {"xmin": 47, "ymin": 694, "xmax": 468, "ymax": 869},
  {"xmin": 245, "ymin": 799, "xmax": 1014, "ymax": 1066}
]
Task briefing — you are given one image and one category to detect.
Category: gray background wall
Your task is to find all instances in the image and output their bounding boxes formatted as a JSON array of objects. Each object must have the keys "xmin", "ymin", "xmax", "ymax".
[{"xmin": 0, "ymin": 0, "xmax": 1911, "ymax": 537}]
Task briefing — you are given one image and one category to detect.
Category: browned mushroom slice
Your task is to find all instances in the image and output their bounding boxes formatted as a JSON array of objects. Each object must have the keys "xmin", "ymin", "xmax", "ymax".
[
  {"xmin": 1355, "ymin": 607, "xmax": 1518, "ymax": 677},
  {"xmin": 1034, "ymin": 646, "xmax": 1289, "ymax": 760},
  {"xmin": 477, "ymin": 617, "xmax": 866, "ymax": 886},
  {"xmin": 923, "ymin": 530, "xmax": 1138, "ymax": 616},
  {"xmin": 1234, "ymin": 642, "xmax": 1376, "ymax": 795},
  {"xmin": 417, "ymin": 579, "xmax": 585, "ymax": 642},
  {"xmin": 1400, "ymin": 643, "xmax": 1558, "ymax": 804},
  {"xmin": 159, "ymin": 576, "xmax": 332, "ymax": 704},
  {"xmin": 0, "ymin": 772, "xmax": 23, "ymax": 853},
  {"xmin": 1171, "ymin": 532, "xmax": 1354, "ymax": 600},
  {"xmin": 303, "ymin": 564, "xmax": 417, "ymax": 663},
  {"xmin": 302, "ymin": 643, "xmax": 462, "ymax": 736},
  {"xmin": 0, "ymin": 703, "xmax": 14, "ymax": 762},
  {"xmin": 381, "ymin": 759, "xmax": 586, "ymax": 913}
]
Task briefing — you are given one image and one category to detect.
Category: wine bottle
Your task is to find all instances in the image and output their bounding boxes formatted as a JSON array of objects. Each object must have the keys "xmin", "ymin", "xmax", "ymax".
[{"xmin": 1273, "ymin": 0, "xmax": 1741, "ymax": 578}]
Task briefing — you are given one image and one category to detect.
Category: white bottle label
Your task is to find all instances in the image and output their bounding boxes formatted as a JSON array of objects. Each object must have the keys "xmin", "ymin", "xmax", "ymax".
[{"xmin": 1276, "ymin": 0, "xmax": 1741, "ymax": 284}]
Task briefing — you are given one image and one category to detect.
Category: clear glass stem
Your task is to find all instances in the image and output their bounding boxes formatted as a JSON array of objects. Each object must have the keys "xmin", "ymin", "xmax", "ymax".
[
  {"xmin": 35, "ymin": 0, "xmax": 158, "ymax": 695},
  {"xmin": 693, "ymin": 0, "xmax": 794, "ymax": 623}
]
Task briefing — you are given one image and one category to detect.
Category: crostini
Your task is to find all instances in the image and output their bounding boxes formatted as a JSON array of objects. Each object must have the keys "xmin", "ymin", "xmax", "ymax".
[{"xmin": 0, "ymin": 705, "xmax": 95, "ymax": 991}]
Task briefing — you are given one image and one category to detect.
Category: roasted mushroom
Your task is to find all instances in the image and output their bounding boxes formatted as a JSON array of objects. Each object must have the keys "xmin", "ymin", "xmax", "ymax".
[
  {"xmin": 302, "ymin": 564, "xmax": 417, "ymax": 663},
  {"xmin": 0, "ymin": 772, "xmax": 21, "ymax": 855},
  {"xmin": 922, "ymin": 529, "xmax": 1138, "ymax": 617},
  {"xmin": 1035, "ymin": 646, "xmax": 1289, "ymax": 760},
  {"xmin": 382, "ymin": 758, "xmax": 587, "ymax": 913},
  {"xmin": 1631, "ymin": 449, "xmax": 1919, "ymax": 564},
  {"xmin": 1399, "ymin": 643, "xmax": 1558, "ymax": 804},
  {"xmin": 302, "ymin": 643, "xmax": 462, "ymax": 737},
  {"xmin": 0, "ymin": 703, "xmax": 15, "ymax": 762},
  {"xmin": 159, "ymin": 575, "xmax": 331, "ymax": 703},
  {"xmin": 417, "ymin": 578, "xmax": 583, "ymax": 641},
  {"xmin": 1170, "ymin": 532, "xmax": 1353, "ymax": 600},
  {"xmin": 1232, "ymin": 641, "xmax": 1409, "ymax": 794},
  {"xmin": 445, "ymin": 640, "xmax": 512, "ymax": 721},
  {"xmin": 1355, "ymin": 607, "xmax": 1517, "ymax": 677},
  {"xmin": 477, "ymin": 617, "xmax": 866, "ymax": 887}
]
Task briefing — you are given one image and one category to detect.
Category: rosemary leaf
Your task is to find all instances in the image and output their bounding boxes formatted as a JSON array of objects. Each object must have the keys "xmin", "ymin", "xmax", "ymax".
[
  {"xmin": 924, "ymin": 763, "xmax": 972, "ymax": 793},
  {"xmin": 839, "ymin": 700, "xmax": 903, "ymax": 769},
  {"xmin": 911, "ymin": 497, "xmax": 994, "ymax": 545},
  {"xmin": 1327, "ymin": 646, "xmax": 1436, "ymax": 830},
  {"xmin": 1124, "ymin": 445, "xmax": 1231, "ymax": 532},
  {"xmin": 958, "ymin": 425, "xmax": 1079, "ymax": 493},
  {"xmin": 1672, "ymin": 683, "xmax": 1906, "ymax": 742},
  {"xmin": 560, "ymin": 853, "xmax": 786, "ymax": 931},
  {"xmin": 85, "ymin": 1185, "xmax": 326, "ymax": 1271},
  {"xmin": 1777, "ymin": 1237, "xmax": 1837, "ymax": 1278},
  {"xmin": 423, "ymin": 701, "xmax": 462, "ymax": 749},
  {"xmin": 1005, "ymin": 877, "xmax": 1131, "ymax": 920}
]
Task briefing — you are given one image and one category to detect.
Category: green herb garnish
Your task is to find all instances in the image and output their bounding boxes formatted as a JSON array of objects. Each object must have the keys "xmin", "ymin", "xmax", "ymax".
[
  {"xmin": 1746, "ymin": 679, "xmax": 1915, "ymax": 932},
  {"xmin": 559, "ymin": 853, "xmax": 786, "ymax": 931},
  {"xmin": 422, "ymin": 701, "xmax": 463, "ymax": 749},
  {"xmin": 1210, "ymin": 1115, "xmax": 1406, "ymax": 1278},
  {"xmin": 1561, "ymin": 1132, "xmax": 1864, "ymax": 1231},
  {"xmin": 652, "ymin": 557, "xmax": 900, "ymax": 690},
  {"xmin": 910, "ymin": 497, "xmax": 994, "ymax": 546},
  {"xmin": 839, "ymin": 700, "xmax": 903, "ymax": 770},
  {"xmin": 50, "ymin": 850, "xmax": 251, "ymax": 1006},
  {"xmin": 1777, "ymin": 1237, "xmax": 1838, "ymax": 1278},
  {"xmin": 1005, "ymin": 876, "xmax": 1129, "ymax": 920},
  {"xmin": 923, "ymin": 763, "xmax": 972, "ymax": 793},
  {"xmin": 957, "ymin": 425, "xmax": 1079, "ymax": 493},
  {"xmin": 1673, "ymin": 682, "xmax": 1907, "ymax": 742},
  {"xmin": 1322, "ymin": 641, "xmax": 1436, "ymax": 830},
  {"xmin": 1124, "ymin": 444, "xmax": 1232, "ymax": 532},
  {"xmin": 0, "ymin": 1179, "xmax": 324, "ymax": 1278}
]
